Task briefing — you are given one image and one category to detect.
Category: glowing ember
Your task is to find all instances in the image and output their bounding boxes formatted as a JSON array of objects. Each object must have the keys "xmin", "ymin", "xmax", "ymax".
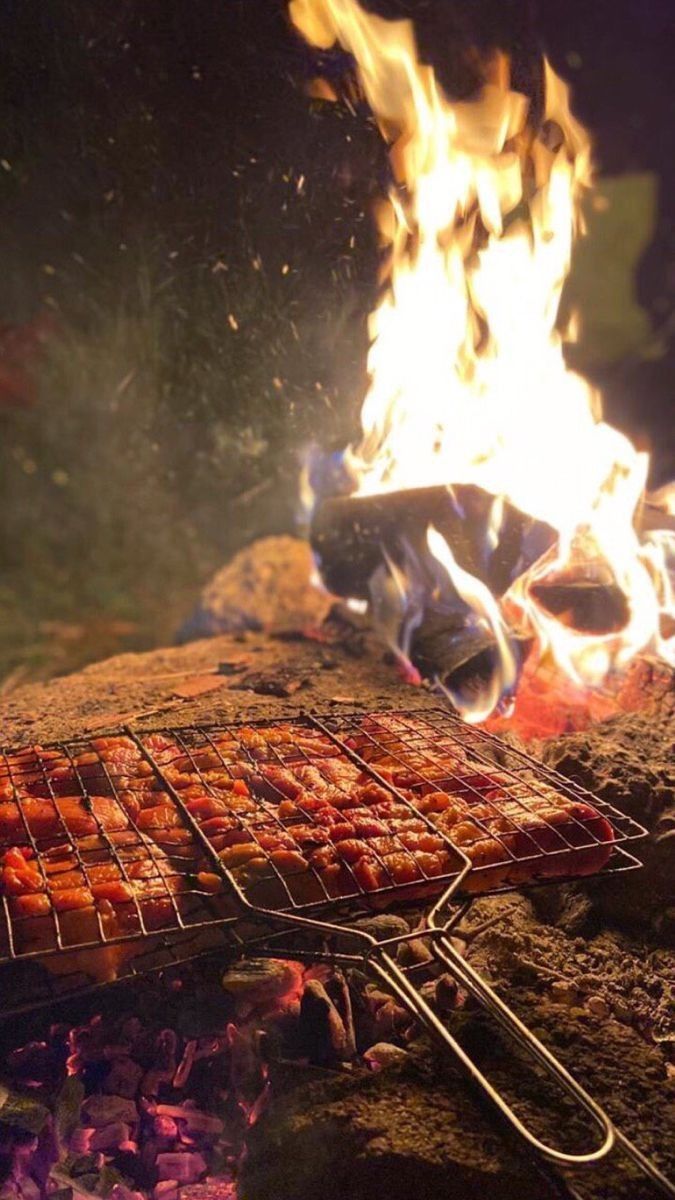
[{"xmin": 292, "ymin": 0, "xmax": 675, "ymax": 720}]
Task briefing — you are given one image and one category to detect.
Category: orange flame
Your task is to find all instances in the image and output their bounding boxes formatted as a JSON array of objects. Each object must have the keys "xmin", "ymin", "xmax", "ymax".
[{"xmin": 292, "ymin": 0, "xmax": 675, "ymax": 714}]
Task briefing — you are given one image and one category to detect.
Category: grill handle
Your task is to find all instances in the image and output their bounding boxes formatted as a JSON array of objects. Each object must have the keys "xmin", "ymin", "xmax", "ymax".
[
  {"xmin": 424, "ymin": 931, "xmax": 675, "ymax": 1195},
  {"xmin": 367, "ymin": 937, "xmax": 674, "ymax": 1196},
  {"xmin": 368, "ymin": 944, "xmax": 613, "ymax": 1169}
]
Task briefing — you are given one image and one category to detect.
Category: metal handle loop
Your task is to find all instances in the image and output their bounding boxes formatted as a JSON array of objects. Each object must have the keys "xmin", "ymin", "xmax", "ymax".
[
  {"xmin": 428, "ymin": 928, "xmax": 675, "ymax": 1194},
  {"xmin": 369, "ymin": 945, "xmax": 614, "ymax": 1168}
]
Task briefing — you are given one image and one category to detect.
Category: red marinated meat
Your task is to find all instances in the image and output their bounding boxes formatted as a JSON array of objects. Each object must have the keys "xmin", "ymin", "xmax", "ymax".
[{"xmin": 0, "ymin": 720, "xmax": 616, "ymax": 941}]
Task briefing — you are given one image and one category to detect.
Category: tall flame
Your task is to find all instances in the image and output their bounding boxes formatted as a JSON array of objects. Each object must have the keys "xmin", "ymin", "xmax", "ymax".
[{"xmin": 292, "ymin": 0, "xmax": 675, "ymax": 712}]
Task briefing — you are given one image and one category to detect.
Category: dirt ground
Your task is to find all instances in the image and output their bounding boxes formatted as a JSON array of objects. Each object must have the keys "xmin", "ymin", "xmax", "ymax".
[{"xmin": 0, "ymin": 599, "xmax": 673, "ymax": 1200}]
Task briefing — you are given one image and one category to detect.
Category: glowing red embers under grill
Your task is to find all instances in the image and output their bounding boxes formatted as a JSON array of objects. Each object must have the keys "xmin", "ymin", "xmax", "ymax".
[{"xmin": 485, "ymin": 654, "xmax": 674, "ymax": 741}]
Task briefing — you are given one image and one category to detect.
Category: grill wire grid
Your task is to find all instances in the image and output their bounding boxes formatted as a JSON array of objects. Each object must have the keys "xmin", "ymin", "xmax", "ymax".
[
  {"xmin": 0, "ymin": 707, "xmax": 645, "ymax": 977},
  {"xmin": 2, "ymin": 709, "xmax": 672, "ymax": 1199}
]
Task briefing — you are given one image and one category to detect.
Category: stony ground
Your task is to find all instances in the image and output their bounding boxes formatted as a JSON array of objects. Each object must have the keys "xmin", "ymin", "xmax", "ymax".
[{"xmin": 0, "ymin": 578, "xmax": 673, "ymax": 1200}]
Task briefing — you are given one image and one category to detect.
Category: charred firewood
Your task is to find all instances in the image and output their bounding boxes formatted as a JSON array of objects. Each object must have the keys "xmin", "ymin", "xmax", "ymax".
[
  {"xmin": 310, "ymin": 484, "xmax": 556, "ymax": 601},
  {"xmin": 529, "ymin": 578, "xmax": 630, "ymax": 634},
  {"xmin": 311, "ymin": 484, "xmax": 547, "ymax": 698},
  {"xmin": 300, "ymin": 979, "xmax": 352, "ymax": 1066},
  {"xmin": 409, "ymin": 609, "xmax": 532, "ymax": 701}
]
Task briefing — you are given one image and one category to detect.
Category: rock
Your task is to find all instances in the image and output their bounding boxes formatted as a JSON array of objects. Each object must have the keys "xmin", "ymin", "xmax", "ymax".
[
  {"xmin": 154, "ymin": 1116, "xmax": 179, "ymax": 1140},
  {"xmin": 231, "ymin": 667, "xmax": 309, "ymax": 697},
  {"xmin": 531, "ymin": 884, "xmax": 594, "ymax": 935},
  {"xmin": 372, "ymin": 998, "xmax": 411, "ymax": 1041},
  {"xmin": 586, "ymin": 995, "xmax": 610, "ymax": 1019},
  {"xmin": 69, "ymin": 1126, "xmax": 95, "ymax": 1153},
  {"xmin": 221, "ymin": 958, "xmax": 303, "ymax": 1012},
  {"xmin": 90, "ymin": 1122, "xmax": 132, "ymax": 1151},
  {"xmin": 323, "ymin": 972, "xmax": 357, "ymax": 1059},
  {"xmin": 153, "ymin": 1184, "xmax": 179, "ymax": 1200},
  {"xmin": 109, "ymin": 1185, "xmax": 145, "ymax": 1200},
  {"xmin": 156, "ymin": 1153, "xmax": 208, "ymax": 1184},
  {"xmin": 550, "ymin": 980, "xmax": 579, "ymax": 1007},
  {"xmin": 155, "ymin": 1106, "xmax": 224, "ymax": 1138},
  {"xmin": 300, "ymin": 979, "xmax": 351, "ymax": 1065},
  {"xmin": 336, "ymin": 914, "xmax": 410, "ymax": 953},
  {"xmin": 396, "ymin": 937, "xmax": 433, "ymax": 968},
  {"xmin": 80, "ymin": 1095, "xmax": 138, "ymax": 1130},
  {"xmin": 104, "ymin": 1058, "xmax": 144, "ymax": 1098},
  {"xmin": 612, "ymin": 1000, "xmax": 633, "ymax": 1024},
  {"xmin": 363, "ymin": 1043, "xmax": 409, "ymax": 1071},
  {"xmin": 435, "ymin": 974, "xmax": 462, "ymax": 1013},
  {"xmin": 176, "ymin": 537, "xmax": 333, "ymax": 642}
]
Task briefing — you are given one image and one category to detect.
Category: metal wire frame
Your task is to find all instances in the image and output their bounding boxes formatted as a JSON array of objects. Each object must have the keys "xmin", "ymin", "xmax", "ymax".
[
  {"xmin": 139, "ymin": 712, "xmax": 644, "ymax": 913},
  {"xmin": 144, "ymin": 718, "xmax": 471, "ymax": 914},
  {"xmin": 0, "ymin": 734, "xmax": 238, "ymax": 966},
  {"xmin": 134, "ymin": 712, "xmax": 671, "ymax": 1198},
  {"xmin": 0, "ymin": 710, "xmax": 670, "ymax": 1196},
  {"xmin": 321, "ymin": 708, "xmax": 646, "ymax": 886},
  {"xmin": 0, "ymin": 707, "xmax": 643, "ymax": 962}
]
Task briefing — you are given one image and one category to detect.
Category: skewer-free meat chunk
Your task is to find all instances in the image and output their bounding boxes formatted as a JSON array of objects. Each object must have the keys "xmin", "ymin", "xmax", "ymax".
[
  {"xmin": 351, "ymin": 857, "xmax": 388, "ymax": 892},
  {"xmin": 136, "ymin": 804, "xmax": 188, "ymax": 832},
  {"xmin": 0, "ymin": 795, "xmax": 129, "ymax": 846},
  {"xmin": 344, "ymin": 715, "xmax": 615, "ymax": 891},
  {"xmin": 1, "ymin": 827, "xmax": 229, "ymax": 957},
  {"xmin": 289, "ymin": 765, "xmax": 358, "ymax": 809},
  {"xmin": 251, "ymin": 764, "xmax": 305, "ymax": 802},
  {"xmin": 276, "ymin": 797, "xmax": 343, "ymax": 825}
]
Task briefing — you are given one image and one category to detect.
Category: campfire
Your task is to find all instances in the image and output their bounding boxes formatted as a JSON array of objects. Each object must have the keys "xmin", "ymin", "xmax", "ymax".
[
  {"xmin": 0, "ymin": 4, "xmax": 674, "ymax": 1200},
  {"xmin": 295, "ymin": 0, "xmax": 675, "ymax": 724}
]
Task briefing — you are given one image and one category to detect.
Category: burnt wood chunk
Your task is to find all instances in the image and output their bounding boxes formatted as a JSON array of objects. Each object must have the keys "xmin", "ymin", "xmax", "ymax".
[
  {"xmin": 409, "ymin": 609, "xmax": 532, "ymax": 697},
  {"xmin": 310, "ymin": 484, "xmax": 557, "ymax": 601},
  {"xmin": 530, "ymin": 578, "xmax": 630, "ymax": 634}
]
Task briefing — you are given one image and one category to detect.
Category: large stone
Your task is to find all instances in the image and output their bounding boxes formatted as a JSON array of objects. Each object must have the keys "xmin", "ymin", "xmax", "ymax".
[
  {"xmin": 0, "ymin": 616, "xmax": 672, "ymax": 1200},
  {"xmin": 240, "ymin": 1056, "xmax": 551, "ymax": 1200},
  {"xmin": 176, "ymin": 536, "xmax": 333, "ymax": 641}
]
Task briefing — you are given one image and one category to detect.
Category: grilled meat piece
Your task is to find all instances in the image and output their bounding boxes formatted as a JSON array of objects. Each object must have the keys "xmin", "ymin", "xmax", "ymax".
[{"xmin": 1, "ymin": 834, "xmax": 229, "ymax": 959}]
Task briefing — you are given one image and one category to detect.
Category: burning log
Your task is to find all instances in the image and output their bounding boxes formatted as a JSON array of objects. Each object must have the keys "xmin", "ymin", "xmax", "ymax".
[
  {"xmin": 310, "ymin": 484, "xmax": 546, "ymax": 698},
  {"xmin": 408, "ymin": 609, "xmax": 531, "ymax": 701},
  {"xmin": 310, "ymin": 481, "xmax": 674, "ymax": 701},
  {"xmin": 310, "ymin": 484, "xmax": 556, "ymax": 602},
  {"xmin": 529, "ymin": 578, "xmax": 630, "ymax": 635}
]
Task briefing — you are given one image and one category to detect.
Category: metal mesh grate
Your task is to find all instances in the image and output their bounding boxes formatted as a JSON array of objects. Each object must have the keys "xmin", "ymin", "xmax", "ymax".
[
  {"xmin": 138, "ymin": 709, "xmax": 645, "ymax": 917},
  {"xmin": 320, "ymin": 709, "xmax": 645, "ymax": 890},
  {"xmin": 0, "ymin": 734, "xmax": 237, "ymax": 967},
  {"xmin": 139, "ymin": 720, "xmax": 468, "ymax": 915},
  {"xmin": 0, "ymin": 709, "xmax": 646, "ymax": 979}
]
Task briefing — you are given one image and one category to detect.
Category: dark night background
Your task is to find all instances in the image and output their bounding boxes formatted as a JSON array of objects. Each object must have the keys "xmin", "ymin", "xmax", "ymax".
[{"xmin": 0, "ymin": 0, "xmax": 672, "ymax": 679}]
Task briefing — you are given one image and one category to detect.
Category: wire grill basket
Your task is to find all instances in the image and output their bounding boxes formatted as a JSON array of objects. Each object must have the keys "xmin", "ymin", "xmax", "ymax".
[
  {"xmin": 0, "ymin": 707, "xmax": 670, "ymax": 1198},
  {"xmin": 0, "ymin": 707, "xmax": 645, "ymax": 969}
]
